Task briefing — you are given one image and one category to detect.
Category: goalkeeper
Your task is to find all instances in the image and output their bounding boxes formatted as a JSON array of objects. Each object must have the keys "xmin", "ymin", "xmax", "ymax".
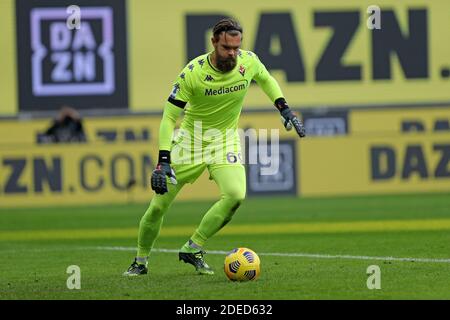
[{"xmin": 124, "ymin": 18, "xmax": 305, "ymax": 276}]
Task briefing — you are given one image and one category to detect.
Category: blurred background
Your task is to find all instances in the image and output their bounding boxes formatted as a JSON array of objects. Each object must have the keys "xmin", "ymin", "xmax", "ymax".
[{"xmin": 1, "ymin": 0, "xmax": 449, "ymax": 207}]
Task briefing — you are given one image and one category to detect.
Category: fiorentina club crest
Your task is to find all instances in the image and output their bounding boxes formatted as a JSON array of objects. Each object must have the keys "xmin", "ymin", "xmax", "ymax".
[{"xmin": 239, "ymin": 65, "xmax": 246, "ymax": 76}]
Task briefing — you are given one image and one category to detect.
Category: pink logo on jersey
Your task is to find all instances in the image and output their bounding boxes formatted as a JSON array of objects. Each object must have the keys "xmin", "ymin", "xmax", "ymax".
[{"xmin": 239, "ymin": 65, "xmax": 246, "ymax": 77}]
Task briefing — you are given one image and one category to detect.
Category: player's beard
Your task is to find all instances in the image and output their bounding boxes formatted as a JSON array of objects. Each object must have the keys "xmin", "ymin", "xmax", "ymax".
[{"xmin": 216, "ymin": 55, "xmax": 237, "ymax": 72}]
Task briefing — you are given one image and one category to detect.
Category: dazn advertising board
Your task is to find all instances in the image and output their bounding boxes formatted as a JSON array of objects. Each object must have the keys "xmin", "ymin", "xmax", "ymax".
[{"xmin": 15, "ymin": 0, "xmax": 128, "ymax": 112}]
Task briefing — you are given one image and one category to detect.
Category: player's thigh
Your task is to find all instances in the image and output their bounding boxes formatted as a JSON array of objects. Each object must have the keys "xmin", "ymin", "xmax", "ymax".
[
  {"xmin": 148, "ymin": 163, "xmax": 205, "ymax": 210},
  {"xmin": 171, "ymin": 162, "xmax": 207, "ymax": 185},
  {"xmin": 207, "ymin": 164, "xmax": 246, "ymax": 199},
  {"xmin": 149, "ymin": 180, "xmax": 185, "ymax": 211}
]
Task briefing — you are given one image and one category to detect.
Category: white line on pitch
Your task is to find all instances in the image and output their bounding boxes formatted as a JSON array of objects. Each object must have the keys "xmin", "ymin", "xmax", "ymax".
[{"xmin": 93, "ymin": 246, "xmax": 450, "ymax": 264}]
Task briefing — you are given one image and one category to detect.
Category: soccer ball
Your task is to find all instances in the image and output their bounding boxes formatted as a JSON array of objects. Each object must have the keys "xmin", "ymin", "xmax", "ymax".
[{"xmin": 224, "ymin": 247, "xmax": 260, "ymax": 281}]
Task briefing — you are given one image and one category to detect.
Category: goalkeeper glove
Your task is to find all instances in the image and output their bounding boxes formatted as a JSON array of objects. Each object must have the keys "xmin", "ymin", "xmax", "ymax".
[
  {"xmin": 275, "ymin": 98, "xmax": 306, "ymax": 138},
  {"xmin": 151, "ymin": 150, "xmax": 177, "ymax": 195}
]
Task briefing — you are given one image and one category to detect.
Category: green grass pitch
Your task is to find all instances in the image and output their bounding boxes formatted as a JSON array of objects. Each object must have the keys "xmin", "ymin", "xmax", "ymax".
[{"xmin": 1, "ymin": 193, "xmax": 450, "ymax": 300}]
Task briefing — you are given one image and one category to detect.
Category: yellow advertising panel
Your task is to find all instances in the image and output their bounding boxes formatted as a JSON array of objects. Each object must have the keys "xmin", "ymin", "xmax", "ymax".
[
  {"xmin": 0, "ymin": 0, "xmax": 17, "ymax": 116},
  {"xmin": 0, "ymin": 142, "xmax": 220, "ymax": 207},
  {"xmin": 0, "ymin": 111, "xmax": 290, "ymax": 207},
  {"xmin": 1, "ymin": 0, "xmax": 450, "ymax": 116},
  {"xmin": 0, "ymin": 116, "xmax": 162, "ymax": 146},
  {"xmin": 300, "ymin": 133, "xmax": 450, "ymax": 196},
  {"xmin": 351, "ymin": 107, "xmax": 450, "ymax": 135},
  {"xmin": 1, "ymin": 108, "xmax": 449, "ymax": 207},
  {"xmin": 0, "ymin": 115, "xmax": 223, "ymax": 207},
  {"xmin": 129, "ymin": 0, "xmax": 450, "ymax": 110},
  {"xmin": 0, "ymin": 112, "xmax": 288, "ymax": 145}
]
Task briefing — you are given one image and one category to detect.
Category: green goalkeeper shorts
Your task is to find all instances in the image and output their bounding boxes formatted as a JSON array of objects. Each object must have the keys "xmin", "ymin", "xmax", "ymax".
[{"xmin": 170, "ymin": 133, "xmax": 244, "ymax": 184}]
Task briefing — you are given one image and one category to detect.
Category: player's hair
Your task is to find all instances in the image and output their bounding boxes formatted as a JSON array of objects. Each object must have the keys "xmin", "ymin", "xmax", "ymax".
[{"xmin": 212, "ymin": 18, "xmax": 243, "ymax": 40}]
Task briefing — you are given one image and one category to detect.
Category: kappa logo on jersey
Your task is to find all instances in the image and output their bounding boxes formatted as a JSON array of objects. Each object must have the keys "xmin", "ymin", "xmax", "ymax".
[
  {"xmin": 188, "ymin": 64, "xmax": 195, "ymax": 71},
  {"xmin": 198, "ymin": 59, "xmax": 205, "ymax": 67},
  {"xmin": 239, "ymin": 65, "xmax": 246, "ymax": 77},
  {"xmin": 180, "ymin": 72, "xmax": 185, "ymax": 80},
  {"xmin": 204, "ymin": 75, "xmax": 214, "ymax": 82}
]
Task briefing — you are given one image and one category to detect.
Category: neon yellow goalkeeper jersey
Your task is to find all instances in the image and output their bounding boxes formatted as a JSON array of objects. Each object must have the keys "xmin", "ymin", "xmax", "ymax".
[
  {"xmin": 168, "ymin": 50, "xmax": 284, "ymax": 140},
  {"xmin": 159, "ymin": 50, "xmax": 284, "ymax": 164}
]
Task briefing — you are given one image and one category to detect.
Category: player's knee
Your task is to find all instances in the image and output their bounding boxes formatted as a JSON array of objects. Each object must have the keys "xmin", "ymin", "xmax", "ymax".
[
  {"xmin": 141, "ymin": 202, "xmax": 167, "ymax": 223},
  {"xmin": 223, "ymin": 189, "xmax": 245, "ymax": 213},
  {"xmin": 223, "ymin": 188, "xmax": 246, "ymax": 204},
  {"xmin": 224, "ymin": 195, "xmax": 245, "ymax": 209},
  {"xmin": 230, "ymin": 200, "xmax": 242, "ymax": 214}
]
